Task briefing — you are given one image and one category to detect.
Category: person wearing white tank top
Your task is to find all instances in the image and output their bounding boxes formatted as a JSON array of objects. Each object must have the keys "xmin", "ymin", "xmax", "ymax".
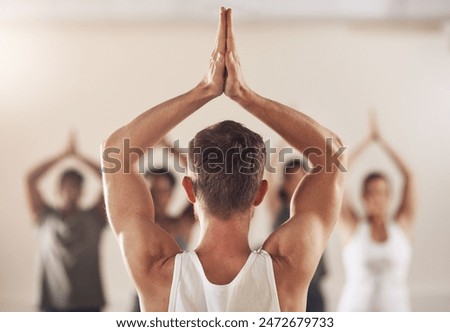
[
  {"xmin": 338, "ymin": 221, "xmax": 412, "ymax": 311},
  {"xmin": 102, "ymin": 8, "xmax": 347, "ymax": 312},
  {"xmin": 339, "ymin": 115, "xmax": 416, "ymax": 311},
  {"xmin": 169, "ymin": 249, "xmax": 280, "ymax": 311}
]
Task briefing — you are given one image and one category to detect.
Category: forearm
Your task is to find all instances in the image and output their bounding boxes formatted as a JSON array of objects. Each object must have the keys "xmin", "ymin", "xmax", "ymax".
[
  {"xmin": 340, "ymin": 190, "xmax": 359, "ymax": 224},
  {"xmin": 26, "ymin": 153, "xmax": 63, "ymax": 217},
  {"xmin": 379, "ymin": 138, "xmax": 411, "ymax": 178},
  {"xmin": 347, "ymin": 137, "xmax": 371, "ymax": 166},
  {"xmin": 234, "ymin": 89, "xmax": 344, "ymax": 168},
  {"xmin": 104, "ymin": 84, "xmax": 215, "ymax": 162},
  {"xmin": 27, "ymin": 154, "xmax": 64, "ymax": 184},
  {"xmin": 379, "ymin": 138, "xmax": 415, "ymax": 220}
]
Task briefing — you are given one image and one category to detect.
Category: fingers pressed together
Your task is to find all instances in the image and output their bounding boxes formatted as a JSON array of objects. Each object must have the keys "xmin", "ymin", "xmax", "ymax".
[{"xmin": 214, "ymin": 8, "xmax": 237, "ymax": 58}]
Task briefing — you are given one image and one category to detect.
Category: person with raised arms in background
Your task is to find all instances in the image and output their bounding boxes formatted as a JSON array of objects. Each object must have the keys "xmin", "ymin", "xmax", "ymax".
[
  {"xmin": 26, "ymin": 133, "xmax": 107, "ymax": 312},
  {"xmin": 338, "ymin": 114, "xmax": 416, "ymax": 311}
]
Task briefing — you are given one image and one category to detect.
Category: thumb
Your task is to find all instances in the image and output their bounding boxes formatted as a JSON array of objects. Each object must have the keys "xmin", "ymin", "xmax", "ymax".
[
  {"xmin": 228, "ymin": 51, "xmax": 236, "ymax": 62},
  {"xmin": 226, "ymin": 51, "xmax": 236, "ymax": 71}
]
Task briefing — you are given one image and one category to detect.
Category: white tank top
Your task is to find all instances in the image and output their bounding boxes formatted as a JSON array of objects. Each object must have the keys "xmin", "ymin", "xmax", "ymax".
[
  {"xmin": 338, "ymin": 222, "xmax": 412, "ymax": 311},
  {"xmin": 168, "ymin": 249, "xmax": 281, "ymax": 312}
]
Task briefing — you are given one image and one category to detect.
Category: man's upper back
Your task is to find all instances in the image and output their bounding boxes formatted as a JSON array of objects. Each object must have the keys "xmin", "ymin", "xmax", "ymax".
[{"xmin": 167, "ymin": 249, "xmax": 280, "ymax": 312}]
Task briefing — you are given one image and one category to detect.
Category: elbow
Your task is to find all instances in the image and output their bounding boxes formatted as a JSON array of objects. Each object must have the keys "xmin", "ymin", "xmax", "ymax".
[
  {"xmin": 402, "ymin": 166, "xmax": 414, "ymax": 182},
  {"xmin": 101, "ymin": 127, "xmax": 128, "ymax": 161},
  {"xmin": 336, "ymin": 136, "xmax": 348, "ymax": 178},
  {"xmin": 26, "ymin": 169, "xmax": 38, "ymax": 186},
  {"xmin": 331, "ymin": 130, "xmax": 346, "ymax": 152},
  {"xmin": 321, "ymin": 133, "xmax": 348, "ymax": 193},
  {"xmin": 102, "ymin": 128, "xmax": 123, "ymax": 151},
  {"xmin": 101, "ymin": 135, "xmax": 116, "ymax": 165},
  {"xmin": 327, "ymin": 133, "xmax": 348, "ymax": 176},
  {"xmin": 338, "ymin": 139, "xmax": 348, "ymax": 172},
  {"xmin": 101, "ymin": 127, "xmax": 141, "ymax": 173},
  {"xmin": 26, "ymin": 172, "xmax": 34, "ymax": 185},
  {"xmin": 101, "ymin": 130, "xmax": 124, "ymax": 173}
]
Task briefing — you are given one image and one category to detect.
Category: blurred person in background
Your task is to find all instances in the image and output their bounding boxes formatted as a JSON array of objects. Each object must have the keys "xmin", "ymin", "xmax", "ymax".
[
  {"xmin": 338, "ymin": 115, "xmax": 416, "ymax": 311},
  {"xmin": 26, "ymin": 134, "xmax": 107, "ymax": 312}
]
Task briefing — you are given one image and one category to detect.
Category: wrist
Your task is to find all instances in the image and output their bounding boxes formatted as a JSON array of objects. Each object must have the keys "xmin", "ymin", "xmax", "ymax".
[
  {"xmin": 230, "ymin": 85, "xmax": 254, "ymax": 106},
  {"xmin": 58, "ymin": 152, "xmax": 68, "ymax": 161},
  {"xmin": 375, "ymin": 136, "xmax": 385, "ymax": 147},
  {"xmin": 196, "ymin": 80, "xmax": 222, "ymax": 101}
]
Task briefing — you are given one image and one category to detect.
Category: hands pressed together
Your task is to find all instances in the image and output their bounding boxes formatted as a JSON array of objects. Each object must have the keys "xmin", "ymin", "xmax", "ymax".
[
  {"xmin": 62, "ymin": 131, "xmax": 81, "ymax": 159},
  {"xmin": 202, "ymin": 8, "xmax": 248, "ymax": 101},
  {"xmin": 369, "ymin": 112, "xmax": 381, "ymax": 141}
]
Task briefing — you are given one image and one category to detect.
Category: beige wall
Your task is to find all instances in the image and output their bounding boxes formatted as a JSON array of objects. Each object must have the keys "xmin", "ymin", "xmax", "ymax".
[{"xmin": 1, "ymin": 19, "xmax": 449, "ymax": 311}]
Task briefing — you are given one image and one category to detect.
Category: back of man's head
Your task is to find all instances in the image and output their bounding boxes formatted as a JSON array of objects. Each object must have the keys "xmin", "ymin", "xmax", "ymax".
[{"xmin": 188, "ymin": 120, "xmax": 266, "ymax": 220}]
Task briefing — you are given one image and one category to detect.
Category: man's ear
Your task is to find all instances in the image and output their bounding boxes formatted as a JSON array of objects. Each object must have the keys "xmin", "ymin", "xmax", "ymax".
[
  {"xmin": 253, "ymin": 179, "xmax": 268, "ymax": 207},
  {"xmin": 182, "ymin": 176, "xmax": 196, "ymax": 204}
]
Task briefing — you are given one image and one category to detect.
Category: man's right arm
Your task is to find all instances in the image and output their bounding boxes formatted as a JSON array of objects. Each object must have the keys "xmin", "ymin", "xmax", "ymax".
[
  {"xmin": 236, "ymin": 90, "xmax": 347, "ymax": 263},
  {"xmin": 236, "ymin": 91, "xmax": 347, "ymax": 311},
  {"xmin": 224, "ymin": 9, "xmax": 347, "ymax": 288}
]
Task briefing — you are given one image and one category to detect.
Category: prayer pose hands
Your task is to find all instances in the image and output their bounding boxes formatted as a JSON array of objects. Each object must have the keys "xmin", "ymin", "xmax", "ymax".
[{"xmin": 201, "ymin": 8, "xmax": 248, "ymax": 101}]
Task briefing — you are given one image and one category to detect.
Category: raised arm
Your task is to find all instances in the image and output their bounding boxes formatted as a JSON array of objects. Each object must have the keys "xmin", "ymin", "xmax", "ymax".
[
  {"xmin": 26, "ymin": 142, "xmax": 70, "ymax": 222},
  {"xmin": 223, "ymin": 9, "xmax": 347, "ymax": 281},
  {"xmin": 101, "ymin": 8, "xmax": 227, "ymax": 296},
  {"xmin": 373, "ymin": 117, "xmax": 416, "ymax": 231},
  {"xmin": 339, "ymin": 135, "xmax": 372, "ymax": 234}
]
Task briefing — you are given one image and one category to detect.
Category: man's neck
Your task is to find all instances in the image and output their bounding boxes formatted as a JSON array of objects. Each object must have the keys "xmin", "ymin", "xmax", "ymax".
[{"xmin": 196, "ymin": 211, "xmax": 252, "ymax": 257}]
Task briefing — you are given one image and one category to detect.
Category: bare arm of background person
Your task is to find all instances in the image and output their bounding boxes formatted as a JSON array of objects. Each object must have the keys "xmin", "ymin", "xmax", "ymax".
[
  {"xmin": 338, "ymin": 133, "xmax": 372, "ymax": 242},
  {"xmin": 26, "ymin": 137, "xmax": 72, "ymax": 222},
  {"xmin": 223, "ymin": 9, "xmax": 347, "ymax": 311},
  {"xmin": 373, "ymin": 116, "xmax": 416, "ymax": 238},
  {"xmin": 101, "ymin": 8, "xmax": 227, "ymax": 311}
]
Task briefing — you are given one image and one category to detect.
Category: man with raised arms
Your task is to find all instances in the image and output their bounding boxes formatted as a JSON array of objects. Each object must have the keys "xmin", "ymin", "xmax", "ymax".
[{"xmin": 102, "ymin": 8, "xmax": 347, "ymax": 312}]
